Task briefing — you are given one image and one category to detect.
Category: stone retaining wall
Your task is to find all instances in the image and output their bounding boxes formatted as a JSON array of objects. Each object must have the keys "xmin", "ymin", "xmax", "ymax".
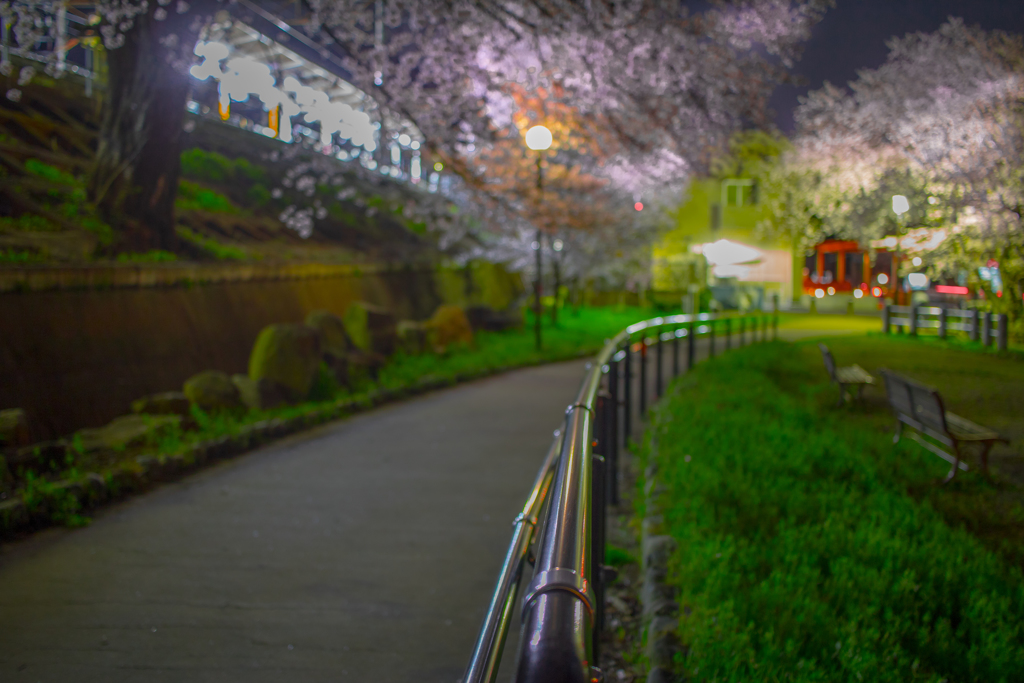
[{"xmin": 0, "ymin": 261, "xmax": 522, "ymax": 439}]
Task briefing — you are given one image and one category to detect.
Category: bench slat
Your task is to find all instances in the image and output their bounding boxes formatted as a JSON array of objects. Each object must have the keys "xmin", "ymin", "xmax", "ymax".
[
  {"xmin": 945, "ymin": 412, "xmax": 1000, "ymax": 441},
  {"xmin": 835, "ymin": 365, "xmax": 874, "ymax": 384}
]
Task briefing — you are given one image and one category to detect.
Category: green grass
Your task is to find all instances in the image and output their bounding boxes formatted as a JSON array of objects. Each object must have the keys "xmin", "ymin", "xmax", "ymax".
[
  {"xmin": 0, "ymin": 248, "xmax": 45, "ymax": 263},
  {"xmin": 175, "ymin": 180, "xmax": 240, "ymax": 215},
  {"xmin": 644, "ymin": 337, "xmax": 1024, "ymax": 682},
  {"xmin": 176, "ymin": 226, "xmax": 249, "ymax": 261},
  {"xmin": 116, "ymin": 250, "xmax": 178, "ymax": 263}
]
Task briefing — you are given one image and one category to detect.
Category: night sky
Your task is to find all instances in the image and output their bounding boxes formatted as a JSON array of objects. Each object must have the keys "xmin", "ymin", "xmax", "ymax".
[{"xmin": 770, "ymin": 0, "xmax": 1024, "ymax": 132}]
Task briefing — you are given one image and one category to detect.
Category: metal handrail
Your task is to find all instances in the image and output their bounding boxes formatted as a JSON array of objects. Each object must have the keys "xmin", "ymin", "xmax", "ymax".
[{"xmin": 465, "ymin": 311, "xmax": 778, "ymax": 683}]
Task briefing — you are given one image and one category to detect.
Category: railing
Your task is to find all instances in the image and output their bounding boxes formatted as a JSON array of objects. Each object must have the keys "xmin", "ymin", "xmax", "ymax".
[
  {"xmin": 883, "ymin": 304, "xmax": 1009, "ymax": 351},
  {"xmin": 465, "ymin": 311, "xmax": 778, "ymax": 683}
]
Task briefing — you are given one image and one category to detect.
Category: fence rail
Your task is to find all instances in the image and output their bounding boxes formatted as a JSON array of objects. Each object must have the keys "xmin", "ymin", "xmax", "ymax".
[
  {"xmin": 465, "ymin": 311, "xmax": 778, "ymax": 683},
  {"xmin": 883, "ymin": 305, "xmax": 1009, "ymax": 351}
]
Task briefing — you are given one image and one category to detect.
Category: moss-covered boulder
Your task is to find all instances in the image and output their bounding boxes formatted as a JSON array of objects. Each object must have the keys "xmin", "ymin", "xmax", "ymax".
[
  {"xmin": 183, "ymin": 370, "xmax": 244, "ymax": 413},
  {"xmin": 0, "ymin": 408, "xmax": 31, "ymax": 448},
  {"xmin": 131, "ymin": 391, "xmax": 191, "ymax": 417},
  {"xmin": 465, "ymin": 305, "xmax": 524, "ymax": 331},
  {"xmin": 397, "ymin": 320, "xmax": 429, "ymax": 355},
  {"xmin": 231, "ymin": 374, "xmax": 290, "ymax": 411},
  {"xmin": 343, "ymin": 301, "xmax": 397, "ymax": 356},
  {"xmin": 426, "ymin": 305, "xmax": 474, "ymax": 353},
  {"xmin": 248, "ymin": 323, "xmax": 322, "ymax": 402},
  {"xmin": 305, "ymin": 310, "xmax": 350, "ymax": 359},
  {"xmin": 75, "ymin": 414, "xmax": 181, "ymax": 453},
  {"xmin": 345, "ymin": 349, "xmax": 386, "ymax": 388}
]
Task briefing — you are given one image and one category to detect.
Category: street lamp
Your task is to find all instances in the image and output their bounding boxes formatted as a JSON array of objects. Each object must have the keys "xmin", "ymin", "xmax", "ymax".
[
  {"xmin": 892, "ymin": 195, "xmax": 909, "ymax": 304},
  {"xmin": 526, "ymin": 124, "xmax": 552, "ymax": 350}
]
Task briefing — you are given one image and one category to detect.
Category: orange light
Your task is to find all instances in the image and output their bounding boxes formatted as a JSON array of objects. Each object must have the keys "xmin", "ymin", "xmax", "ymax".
[
  {"xmin": 634, "ymin": 202, "xmax": 643, "ymax": 211},
  {"xmin": 268, "ymin": 105, "xmax": 279, "ymax": 137},
  {"xmin": 872, "ymin": 287, "xmax": 882, "ymax": 297},
  {"xmin": 218, "ymin": 97, "xmax": 230, "ymax": 121}
]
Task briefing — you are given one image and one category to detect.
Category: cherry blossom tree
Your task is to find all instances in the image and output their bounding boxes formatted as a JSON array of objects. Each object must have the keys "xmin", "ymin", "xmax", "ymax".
[
  {"xmin": 2, "ymin": 0, "xmax": 832, "ymax": 258},
  {"xmin": 756, "ymin": 18, "xmax": 1024, "ymax": 331}
]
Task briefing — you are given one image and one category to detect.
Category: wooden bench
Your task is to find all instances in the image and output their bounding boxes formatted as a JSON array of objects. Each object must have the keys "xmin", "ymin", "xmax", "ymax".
[
  {"xmin": 818, "ymin": 344, "xmax": 874, "ymax": 406},
  {"xmin": 880, "ymin": 369, "xmax": 1009, "ymax": 483}
]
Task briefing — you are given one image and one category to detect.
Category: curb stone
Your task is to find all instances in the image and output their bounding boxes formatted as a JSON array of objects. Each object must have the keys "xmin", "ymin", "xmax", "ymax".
[
  {"xmin": 1, "ymin": 347, "xmax": 597, "ymax": 540},
  {"xmin": 641, "ymin": 445, "xmax": 682, "ymax": 683}
]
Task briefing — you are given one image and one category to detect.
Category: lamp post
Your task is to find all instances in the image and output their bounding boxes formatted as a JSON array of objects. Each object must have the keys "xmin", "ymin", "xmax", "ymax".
[
  {"xmin": 526, "ymin": 124, "xmax": 553, "ymax": 350},
  {"xmin": 892, "ymin": 195, "xmax": 909, "ymax": 305}
]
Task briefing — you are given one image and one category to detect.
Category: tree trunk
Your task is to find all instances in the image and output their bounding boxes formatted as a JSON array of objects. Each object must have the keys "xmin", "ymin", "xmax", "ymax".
[{"xmin": 89, "ymin": 3, "xmax": 214, "ymax": 251}]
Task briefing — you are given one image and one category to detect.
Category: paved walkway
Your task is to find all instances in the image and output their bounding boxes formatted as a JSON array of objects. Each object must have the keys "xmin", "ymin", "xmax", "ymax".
[{"xmin": 0, "ymin": 360, "xmax": 588, "ymax": 683}]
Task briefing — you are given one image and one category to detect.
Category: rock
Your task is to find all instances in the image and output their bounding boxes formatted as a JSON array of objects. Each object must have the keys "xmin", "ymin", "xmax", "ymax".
[
  {"xmin": 75, "ymin": 414, "xmax": 181, "ymax": 453},
  {"xmin": 426, "ymin": 305, "xmax": 474, "ymax": 353},
  {"xmin": 397, "ymin": 320, "xmax": 429, "ymax": 355},
  {"xmin": 343, "ymin": 301, "xmax": 397, "ymax": 356},
  {"xmin": 183, "ymin": 370, "xmax": 244, "ymax": 413},
  {"xmin": 231, "ymin": 374, "xmax": 291, "ymax": 411},
  {"xmin": 0, "ymin": 408, "xmax": 31, "ymax": 448},
  {"xmin": 248, "ymin": 324, "xmax": 322, "ymax": 402},
  {"xmin": 305, "ymin": 310, "xmax": 350, "ymax": 360},
  {"xmin": 465, "ymin": 305, "xmax": 524, "ymax": 331},
  {"xmin": 131, "ymin": 391, "xmax": 191, "ymax": 417}
]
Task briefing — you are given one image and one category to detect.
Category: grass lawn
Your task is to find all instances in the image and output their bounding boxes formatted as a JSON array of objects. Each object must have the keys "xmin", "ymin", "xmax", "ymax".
[{"xmin": 643, "ymin": 334, "xmax": 1024, "ymax": 682}]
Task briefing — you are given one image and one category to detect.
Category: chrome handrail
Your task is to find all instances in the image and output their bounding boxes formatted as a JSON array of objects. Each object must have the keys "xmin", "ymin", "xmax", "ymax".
[{"xmin": 465, "ymin": 311, "xmax": 778, "ymax": 683}]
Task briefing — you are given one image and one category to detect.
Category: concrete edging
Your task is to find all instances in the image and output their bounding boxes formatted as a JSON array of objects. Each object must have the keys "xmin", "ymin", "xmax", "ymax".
[{"xmin": 640, "ymin": 441, "xmax": 682, "ymax": 683}]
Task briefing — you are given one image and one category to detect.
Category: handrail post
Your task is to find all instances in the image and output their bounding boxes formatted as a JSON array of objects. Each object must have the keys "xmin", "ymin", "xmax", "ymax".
[
  {"xmin": 607, "ymin": 359, "xmax": 620, "ymax": 505},
  {"xmin": 687, "ymin": 321, "xmax": 695, "ymax": 369},
  {"xmin": 938, "ymin": 307, "xmax": 947, "ymax": 340},
  {"xmin": 672, "ymin": 325, "xmax": 680, "ymax": 377},
  {"xmin": 639, "ymin": 337, "xmax": 648, "ymax": 414},
  {"xmin": 970, "ymin": 309, "xmax": 980, "ymax": 342},
  {"xmin": 983, "ymin": 312, "xmax": 993, "ymax": 347},
  {"xmin": 655, "ymin": 327, "xmax": 664, "ymax": 399},
  {"xmin": 708, "ymin": 319, "xmax": 715, "ymax": 357},
  {"xmin": 998, "ymin": 314, "xmax": 1008, "ymax": 352},
  {"xmin": 909, "ymin": 304, "xmax": 919, "ymax": 336},
  {"xmin": 725, "ymin": 317, "xmax": 731, "ymax": 351},
  {"xmin": 592, "ymin": 392, "xmax": 610, "ymax": 665},
  {"xmin": 623, "ymin": 340, "xmax": 632, "ymax": 441}
]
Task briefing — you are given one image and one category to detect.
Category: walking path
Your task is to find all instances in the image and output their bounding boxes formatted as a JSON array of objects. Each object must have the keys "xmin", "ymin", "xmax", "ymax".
[
  {"xmin": 0, "ymin": 360, "xmax": 588, "ymax": 683},
  {"xmin": 0, "ymin": 312, "xmax": 875, "ymax": 683}
]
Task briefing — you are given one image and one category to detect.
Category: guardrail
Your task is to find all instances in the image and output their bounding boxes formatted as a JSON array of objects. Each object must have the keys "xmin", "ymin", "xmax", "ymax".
[
  {"xmin": 465, "ymin": 311, "xmax": 778, "ymax": 683},
  {"xmin": 883, "ymin": 304, "xmax": 1009, "ymax": 351}
]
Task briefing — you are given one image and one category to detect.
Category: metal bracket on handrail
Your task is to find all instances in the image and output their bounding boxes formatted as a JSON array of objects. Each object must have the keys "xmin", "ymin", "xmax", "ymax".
[
  {"xmin": 512, "ymin": 513, "xmax": 538, "ymax": 528},
  {"xmin": 521, "ymin": 568, "xmax": 595, "ymax": 618},
  {"xmin": 566, "ymin": 402, "xmax": 594, "ymax": 415}
]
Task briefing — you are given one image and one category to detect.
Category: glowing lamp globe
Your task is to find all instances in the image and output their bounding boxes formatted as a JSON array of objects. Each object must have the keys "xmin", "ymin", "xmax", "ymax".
[
  {"xmin": 525, "ymin": 125, "xmax": 553, "ymax": 151},
  {"xmin": 892, "ymin": 195, "xmax": 909, "ymax": 216}
]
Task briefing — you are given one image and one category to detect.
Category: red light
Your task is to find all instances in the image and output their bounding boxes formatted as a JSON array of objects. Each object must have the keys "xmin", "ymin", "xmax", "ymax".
[
  {"xmin": 634, "ymin": 202, "xmax": 643, "ymax": 211},
  {"xmin": 935, "ymin": 285, "xmax": 968, "ymax": 295}
]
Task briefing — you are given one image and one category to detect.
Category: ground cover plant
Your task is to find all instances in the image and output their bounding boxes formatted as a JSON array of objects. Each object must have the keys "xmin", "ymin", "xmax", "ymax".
[{"xmin": 643, "ymin": 336, "xmax": 1024, "ymax": 682}]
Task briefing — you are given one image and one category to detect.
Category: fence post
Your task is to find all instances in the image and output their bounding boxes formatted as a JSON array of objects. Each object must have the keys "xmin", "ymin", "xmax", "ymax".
[
  {"xmin": 655, "ymin": 328, "xmax": 664, "ymax": 399},
  {"xmin": 883, "ymin": 304, "xmax": 891, "ymax": 334},
  {"xmin": 590, "ymin": 442, "xmax": 606, "ymax": 665},
  {"xmin": 739, "ymin": 317, "xmax": 745, "ymax": 346},
  {"xmin": 725, "ymin": 317, "xmax": 732, "ymax": 351},
  {"xmin": 687, "ymin": 321, "xmax": 695, "ymax": 370},
  {"xmin": 970, "ymin": 309, "xmax": 980, "ymax": 342},
  {"xmin": 763, "ymin": 316, "xmax": 769, "ymax": 342},
  {"xmin": 938, "ymin": 307, "xmax": 947, "ymax": 340},
  {"xmin": 997, "ymin": 314, "xmax": 1008, "ymax": 352},
  {"xmin": 624, "ymin": 341, "xmax": 632, "ymax": 441},
  {"xmin": 708, "ymin": 320, "xmax": 716, "ymax": 357},
  {"xmin": 909, "ymin": 304, "xmax": 919, "ymax": 336},
  {"xmin": 672, "ymin": 326, "xmax": 680, "ymax": 377},
  {"xmin": 773, "ymin": 313, "xmax": 778, "ymax": 340},
  {"xmin": 607, "ymin": 361, "xmax": 620, "ymax": 504},
  {"xmin": 983, "ymin": 312, "xmax": 993, "ymax": 347},
  {"xmin": 639, "ymin": 338, "xmax": 648, "ymax": 414}
]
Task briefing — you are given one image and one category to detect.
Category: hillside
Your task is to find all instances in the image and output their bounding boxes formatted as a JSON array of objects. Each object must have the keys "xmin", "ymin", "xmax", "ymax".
[{"xmin": 0, "ymin": 67, "xmax": 445, "ymax": 266}]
